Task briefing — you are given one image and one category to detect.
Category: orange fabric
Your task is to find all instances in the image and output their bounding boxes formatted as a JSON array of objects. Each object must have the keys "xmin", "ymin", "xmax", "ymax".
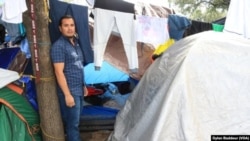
[{"xmin": 6, "ymin": 84, "xmax": 23, "ymax": 95}]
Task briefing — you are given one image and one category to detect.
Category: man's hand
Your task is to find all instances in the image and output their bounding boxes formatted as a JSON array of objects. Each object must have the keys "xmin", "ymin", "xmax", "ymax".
[
  {"xmin": 84, "ymin": 86, "xmax": 88, "ymax": 96},
  {"xmin": 65, "ymin": 94, "xmax": 75, "ymax": 107}
]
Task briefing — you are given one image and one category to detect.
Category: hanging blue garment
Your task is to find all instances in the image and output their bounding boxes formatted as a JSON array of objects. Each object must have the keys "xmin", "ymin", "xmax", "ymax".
[
  {"xmin": 49, "ymin": 0, "xmax": 93, "ymax": 65},
  {"xmin": 168, "ymin": 14, "xmax": 191, "ymax": 40},
  {"xmin": 0, "ymin": 48, "xmax": 20, "ymax": 69}
]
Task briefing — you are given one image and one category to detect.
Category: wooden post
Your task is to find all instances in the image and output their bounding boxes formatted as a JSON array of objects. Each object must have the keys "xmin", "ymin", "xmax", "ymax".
[{"xmin": 23, "ymin": 0, "xmax": 65, "ymax": 140}]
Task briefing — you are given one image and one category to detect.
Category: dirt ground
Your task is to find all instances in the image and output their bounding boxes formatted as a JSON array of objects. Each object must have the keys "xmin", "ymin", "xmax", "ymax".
[{"xmin": 80, "ymin": 130, "xmax": 112, "ymax": 141}]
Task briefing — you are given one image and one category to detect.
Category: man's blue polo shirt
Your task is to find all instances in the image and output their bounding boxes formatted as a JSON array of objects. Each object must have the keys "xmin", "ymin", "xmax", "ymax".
[{"xmin": 50, "ymin": 36, "xmax": 84, "ymax": 96}]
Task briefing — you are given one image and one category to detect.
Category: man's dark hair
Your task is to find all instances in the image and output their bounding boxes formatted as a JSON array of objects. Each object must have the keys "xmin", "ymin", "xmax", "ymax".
[{"xmin": 59, "ymin": 15, "xmax": 75, "ymax": 26}]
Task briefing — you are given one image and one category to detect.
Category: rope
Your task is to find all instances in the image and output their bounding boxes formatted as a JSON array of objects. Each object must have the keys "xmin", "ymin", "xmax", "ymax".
[
  {"xmin": 28, "ymin": 41, "xmax": 51, "ymax": 46},
  {"xmin": 21, "ymin": 74, "xmax": 55, "ymax": 82},
  {"xmin": 43, "ymin": 0, "xmax": 51, "ymax": 22},
  {"xmin": 0, "ymin": 99, "xmax": 36, "ymax": 141},
  {"xmin": 30, "ymin": 124, "xmax": 41, "ymax": 135}
]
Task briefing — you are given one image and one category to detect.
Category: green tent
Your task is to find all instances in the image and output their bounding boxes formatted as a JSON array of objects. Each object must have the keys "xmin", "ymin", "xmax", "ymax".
[{"xmin": 0, "ymin": 87, "xmax": 42, "ymax": 141}]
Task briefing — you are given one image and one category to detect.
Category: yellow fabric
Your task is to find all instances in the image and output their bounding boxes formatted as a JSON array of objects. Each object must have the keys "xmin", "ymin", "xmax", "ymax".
[{"xmin": 153, "ymin": 39, "xmax": 175, "ymax": 55}]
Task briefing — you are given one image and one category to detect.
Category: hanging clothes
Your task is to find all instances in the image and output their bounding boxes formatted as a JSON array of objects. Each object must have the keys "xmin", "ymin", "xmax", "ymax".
[
  {"xmin": 1, "ymin": 0, "xmax": 27, "ymax": 23},
  {"xmin": 168, "ymin": 14, "xmax": 191, "ymax": 41},
  {"xmin": 223, "ymin": 0, "xmax": 250, "ymax": 39},
  {"xmin": 212, "ymin": 24, "xmax": 224, "ymax": 32},
  {"xmin": 183, "ymin": 20, "xmax": 212, "ymax": 37},
  {"xmin": 0, "ymin": 19, "xmax": 20, "ymax": 43},
  {"xmin": 93, "ymin": 8, "xmax": 138, "ymax": 73},
  {"xmin": 49, "ymin": 0, "xmax": 93, "ymax": 65},
  {"xmin": 135, "ymin": 15, "xmax": 169, "ymax": 48}
]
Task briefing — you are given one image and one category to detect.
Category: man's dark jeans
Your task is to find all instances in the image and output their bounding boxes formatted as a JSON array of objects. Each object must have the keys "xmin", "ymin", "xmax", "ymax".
[{"xmin": 58, "ymin": 94, "xmax": 83, "ymax": 141}]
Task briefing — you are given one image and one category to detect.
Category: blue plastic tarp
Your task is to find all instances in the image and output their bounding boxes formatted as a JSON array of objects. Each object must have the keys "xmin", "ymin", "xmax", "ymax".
[{"xmin": 84, "ymin": 61, "xmax": 129, "ymax": 84}]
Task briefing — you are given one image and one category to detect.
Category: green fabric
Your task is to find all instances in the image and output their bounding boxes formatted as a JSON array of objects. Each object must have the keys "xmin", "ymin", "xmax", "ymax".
[
  {"xmin": 212, "ymin": 23, "xmax": 224, "ymax": 32},
  {"xmin": 0, "ymin": 87, "xmax": 42, "ymax": 141},
  {"xmin": 0, "ymin": 106, "xmax": 33, "ymax": 141}
]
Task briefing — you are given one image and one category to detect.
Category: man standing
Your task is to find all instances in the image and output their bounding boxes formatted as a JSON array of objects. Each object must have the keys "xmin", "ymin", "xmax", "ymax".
[{"xmin": 50, "ymin": 15, "xmax": 87, "ymax": 141}]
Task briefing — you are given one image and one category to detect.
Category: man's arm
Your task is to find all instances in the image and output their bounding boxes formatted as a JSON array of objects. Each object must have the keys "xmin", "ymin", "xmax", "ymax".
[{"xmin": 53, "ymin": 63, "xmax": 75, "ymax": 107}]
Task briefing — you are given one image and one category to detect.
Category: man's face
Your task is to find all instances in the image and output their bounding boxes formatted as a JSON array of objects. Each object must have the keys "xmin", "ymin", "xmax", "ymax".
[{"xmin": 59, "ymin": 18, "xmax": 75, "ymax": 38}]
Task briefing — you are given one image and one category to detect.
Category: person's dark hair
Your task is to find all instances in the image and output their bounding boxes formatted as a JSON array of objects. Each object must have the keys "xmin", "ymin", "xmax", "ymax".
[{"xmin": 59, "ymin": 15, "xmax": 75, "ymax": 26}]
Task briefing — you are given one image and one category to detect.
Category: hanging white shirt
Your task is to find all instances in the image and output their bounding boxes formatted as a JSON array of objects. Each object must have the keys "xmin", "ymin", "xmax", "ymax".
[
  {"xmin": 223, "ymin": 0, "xmax": 250, "ymax": 39},
  {"xmin": 1, "ymin": 0, "xmax": 27, "ymax": 23},
  {"xmin": 135, "ymin": 15, "xmax": 169, "ymax": 48}
]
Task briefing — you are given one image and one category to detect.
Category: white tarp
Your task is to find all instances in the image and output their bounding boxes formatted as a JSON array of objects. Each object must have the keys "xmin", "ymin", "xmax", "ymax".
[
  {"xmin": 0, "ymin": 68, "xmax": 20, "ymax": 88},
  {"xmin": 108, "ymin": 31, "xmax": 250, "ymax": 141}
]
